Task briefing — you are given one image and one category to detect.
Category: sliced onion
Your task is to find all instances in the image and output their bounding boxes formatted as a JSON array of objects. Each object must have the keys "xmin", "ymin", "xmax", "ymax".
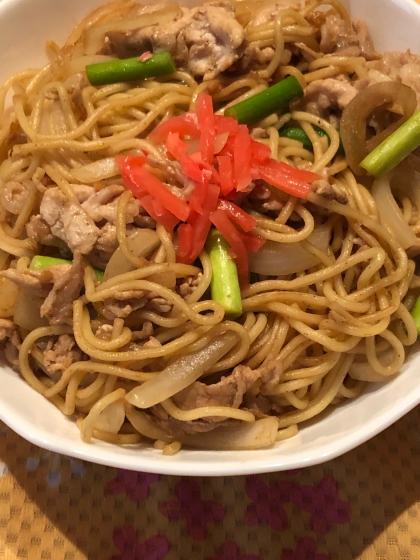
[
  {"xmin": 51, "ymin": 101, "xmax": 68, "ymax": 135},
  {"xmin": 67, "ymin": 55, "xmax": 116, "ymax": 75},
  {"xmin": 182, "ymin": 417, "xmax": 278, "ymax": 450},
  {"xmin": 0, "ymin": 277, "xmax": 19, "ymax": 316},
  {"xmin": 125, "ymin": 403, "xmax": 174, "ymax": 442},
  {"xmin": 349, "ymin": 360, "xmax": 386, "ymax": 382},
  {"xmin": 94, "ymin": 400, "xmax": 126, "ymax": 433},
  {"xmin": 341, "ymin": 82, "xmax": 416, "ymax": 175},
  {"xmin": 392, "ymin": 157, "xmax": 420, "ymax": 210},
  {"xmin": 366, "ymin": 69, "xmax": 392, "ymax": 84},
  {"xmin": 125, "ymin": 331, "xmax": 240, "ymax": 409},
  {"xmin": 184, "ymin": 138, "xmax": 200, "ymax": 155},
  {"xmin": 371, "ymin": 175, "xmax": 416, "ymax": 249},
  {"xmin": 249, "ymin": 224, "xmax": 331, "ymax": 276},
  {"xmin": 103, "ymin": 229, "xmax": 160, "ymax": 281},
  {"xmin": 14, "ymin": 292, "xmax": 48, "ymax": 331},
  {"xmin": 214, "ymin": 132, "xmax": 229, "ymax": 154},
  {"xmin": 39, "ymin": 103, "xmax": 53, "ymax": 135},
  {"xmin": 126, "ymin": 402, "xmax": 278, "ymax": 449},
  {"xmin": 147, "ymin": 269, "xmax": 176, "ymax": 289},
  {"xmin": 72, "ymin": 157, "xmax": 120, "ymax": 183},
  {"xmin": 235, "ymin": 0, "xmax": 271, "ymax": 26},
  {"xmin": 83, "ymin": 3, "xmax": 181, "ymax": 55}
]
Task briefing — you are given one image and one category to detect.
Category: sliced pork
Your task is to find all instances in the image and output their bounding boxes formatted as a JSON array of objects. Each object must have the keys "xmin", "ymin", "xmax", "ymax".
[
  {"xmin": 40, "ymin": 188, "xmax": 99, "ymax": 255},
  {"xmin": 1, "ymin": 255, "xmax": 84, "ymax": 325},
  {"xmin": 101, "ymin": 2, "xmax": 245, "ymax": 80},
  {"xmin": 312, "ymin": 179, "xmax": 349, "ymax": 205},
  {"xmin": 0, "ymin": 180, "xmax": 30, "ymax": 215},
  {"xmin": 367, "ymin": 51, "xmax": 420, "ymax": 106},
  {"xmin": 302, "ymin": 78, "xmax": 360, "ymax": 117},
  {"xmin": 40, "ymin": 254, "xmax": 85, "ymax": 325},
  {"xmin": 320, "ymin": 14, "xmax": 377, "ymax": 60},
  {"xmin": 0, "ymin": 318, "xmax": 21, "ymax": 367},
  {"xmin": 81, "ymin": 184, "xmax": 141, "ymax": 223},
  {"xmin": 151, "ymin": 360, "xmax": 282, "ymax": 436},
  {"xmin": 43, "ymin": 334, "xmax": 84, "ymax": 378}
]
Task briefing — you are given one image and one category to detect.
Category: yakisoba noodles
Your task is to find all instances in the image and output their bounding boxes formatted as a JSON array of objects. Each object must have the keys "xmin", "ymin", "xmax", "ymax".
[{"xmin": 0, "ymin": 0, "xmax": 419, "ymax": 453}]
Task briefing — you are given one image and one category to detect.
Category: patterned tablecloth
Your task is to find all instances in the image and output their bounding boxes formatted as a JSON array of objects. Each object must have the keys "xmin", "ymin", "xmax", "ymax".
[{"xmin": 1, "ymin": 406, "xmax": 420, "ymax": 560}]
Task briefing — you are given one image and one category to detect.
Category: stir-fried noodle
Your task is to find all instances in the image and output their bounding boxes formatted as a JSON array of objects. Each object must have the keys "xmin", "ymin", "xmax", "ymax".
[{"xmin": 0, "ymin": 0, "xmax": 419, "ymax": 452}]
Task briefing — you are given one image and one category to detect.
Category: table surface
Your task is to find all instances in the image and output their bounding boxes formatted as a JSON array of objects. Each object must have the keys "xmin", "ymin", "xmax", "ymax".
[{"xmin": 1, "ymin": 407, "xmax": 420, "ymax": 560}]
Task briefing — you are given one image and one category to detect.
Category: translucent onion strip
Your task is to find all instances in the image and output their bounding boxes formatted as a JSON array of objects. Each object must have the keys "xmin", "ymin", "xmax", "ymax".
[
  {"xmin": 372, "ymin": 175, "xmax": 417, "ymax": 250},
  {"xmin": 249, "ymin": 224, "xmax": 331, "ymax": 276},
  {"xmin": 125, "ymin": 331, "xmax": 240, "ymax": 408},
  {"xmin": 181, "ymin": 417, "xmax": 278, "ymax": 450}
]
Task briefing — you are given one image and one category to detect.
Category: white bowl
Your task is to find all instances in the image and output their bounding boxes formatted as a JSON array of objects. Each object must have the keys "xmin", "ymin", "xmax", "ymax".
[{"xmin": 1, "ymin": 0, "xmax": 420, "ymax": 476}]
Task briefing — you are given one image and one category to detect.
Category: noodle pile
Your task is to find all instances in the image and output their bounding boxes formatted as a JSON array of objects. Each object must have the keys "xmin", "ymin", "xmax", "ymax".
[{"xmin": 0, "ymin": 0, "xmax": 419, "ymax": 453}]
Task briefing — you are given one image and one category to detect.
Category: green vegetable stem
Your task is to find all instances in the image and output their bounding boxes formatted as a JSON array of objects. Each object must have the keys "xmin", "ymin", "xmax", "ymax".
[
  {"xmin": 30, "ymin": 255, "xmax": 104, "ymax": 282},
  {"xmin": 224, "ymin": 76, "xmax": 304, "ymax": 125},
  {"xmin": 279, "ymin": 125, "xmax": 345, "ymax": 154},
  {"xmin": 206, "ymin": 230, "xmax": 243, "ymax": 317},
  {"xmin": 86, "ymin": 51, "xmax": 176, "ymax": 86},
  {"xmin": 361, "ymin": 109, "xmax": 420, "ymax": 177},
  {"xmin": 30, "ymin": 255, "xmax": 72, "ymax": 269},
  {"xmin": 411, "ymin": 296, "xmax": 420, "ymax": 337}
]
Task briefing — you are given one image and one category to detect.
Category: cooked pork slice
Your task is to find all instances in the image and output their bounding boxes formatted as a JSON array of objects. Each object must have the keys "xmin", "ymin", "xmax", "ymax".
[
  {"xmin": 152, "ymin": 360, "xmax": 283, "ymax": 436},
  {"xmin": 102, "ymin": 4, "xmax": 190, "ymax": 59},
  {"xmin": 0, "ymin": 318, "xmax": 21, "ymax": 367},
  {"xmin": 312, "ymin": 179, "xmax": 348, "ymax": 205},
  {"xmin": 173, "ymin": 365, "xmax": 262, "ymax": 410},
  {"xmin": 26, "ymin": 215, "xmax": 57, "ymax": 246},
  {"xmin": 114, "ymin": 289, "xmax": 146, "ymax": 300},
  {"xmin": 94, "ymin": 324, "xmax": 114, "ymax": 341},
  {"xmin": 302, "ymin": 78, "xmax": 360, "ymax": 116},
  {"xmin": 399, "ymin": 63, "xmax": 420, "ymax": 103},
  {"xmin": 367, "ymin": 51, "xmax": 420, "ymax": 106},
  {"xmin": 149, "ymin": 360, "xmax": 282, "ymax": 437},
  {"xmin": 101, "ymin": 2, "xmax": 245, "ymax": 80},
  {"xmin": 81, "ymin": 184, "xmax": 140, "ymax": 223},
  {"xmin": 102, "ymin": 289, "xmax": 172, "ymax": 320},
  {"xmin": 43, "ymin": 334, "xmax": 84, "ymax": 377},
  {"xmin": 2, "ymin": 265, "xmax": 72, "ymax": 298},
  {"xmin": 102, "ymin": 298, "xmax": 148, "ymax": 320},
  {"xmin": 147, "ymin": 157, "xmax": 194, "ymax": 199},
  {"xmin": 72, "ymin": 184, "xmax": 95, "ymax": 203},
  {"xmin": 134, "ymin": 211, "xmax": 157, "ymax": 229},
  {"xmin": 0, "ymin": 318, "xmax": 16, "ymax": 341},
  {"xmin": 36, "ymin": 185, "xmax": 150, "ymax": 268},
  {"xmin": 249, "ymin": 1, "xmax": 301, "ymax": 26},
  {"xmin": 241, "ymin": 362, "xmax": 283, "ymax": 418},
  {"xmin": 351, "ymin": 20, "xmax": 377, "ymax": 59},
  {"xmin": 0, "ymin": 180, "xmax": 30, "ymax": 215},
  {"xmin": 87, "ymin": 221, "xmax": 143, "ymax": 269},
  {"xmin": 40, "ymin": 188, "xmax": 99, "ymax": 255},
  {"xmin": 183, "ymin": 3, "xmax": 245, "ymax": 80},
  {"xmin": 2, "ymin": 255, "xmax": 84, "ymax": 325},
  {"xmin": 320, "ymin": 14, "xmax": 377, "ymax": 60},
  {"xmin": 97, "ymin": 320, "xmax": 153, "ymax": 342},
  {"xmin": 142, "ymin": 336, "xmax": 162, "ymax": 349},
  {"xmin": 248, "ymin": 182, "xmax": 284, "ymax": 214},
  {"xmin": 177, "ymin": 273, "xmax": 202, "ymax": 297},
  {"xmin": 132, "ymin": 320, "xmax": 154, "ymax": 341},
  {"xmin": 79, "ymin": 185, "xmax": 143, "ymax": 267},
  {"xmin": 88, "ymin": 223, "xmax": 119, "ymax": 270},
  {"xmin": 40, "ymin": 254, "xmax": 85, "ymax": 325},
  {"xmin": 147, "ymin": 295, "xmax": 172, "ymax": 313}
]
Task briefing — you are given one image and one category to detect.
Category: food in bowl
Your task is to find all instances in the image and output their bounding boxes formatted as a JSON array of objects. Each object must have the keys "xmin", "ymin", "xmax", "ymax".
[{"xmin": 0, "ymin": 0, "xmax": 420, "ymax": 456}]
